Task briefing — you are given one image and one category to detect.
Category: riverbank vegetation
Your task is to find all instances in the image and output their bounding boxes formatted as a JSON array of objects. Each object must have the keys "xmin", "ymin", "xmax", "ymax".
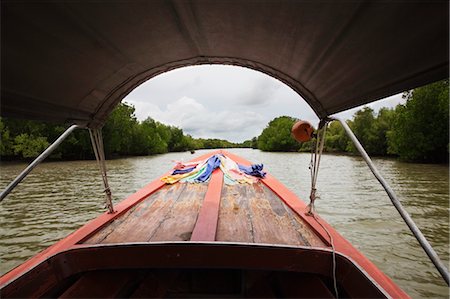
[
  {"xmin": 0, "ymin": 103, "xmax": 242, "ymax": 161},
  {"xmin": 255, "ymin": 79, "xmax": 449, "ymax": 163},
  {"xmin": 1, "ymin": 80, "xmax": 447, "ymax": 163}
]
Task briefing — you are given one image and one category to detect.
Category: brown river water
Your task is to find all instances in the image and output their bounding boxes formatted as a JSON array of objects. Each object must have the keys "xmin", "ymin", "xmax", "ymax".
[{"xmin": 0, "ymin": 148, "xmax": 448, "ymax": 298}]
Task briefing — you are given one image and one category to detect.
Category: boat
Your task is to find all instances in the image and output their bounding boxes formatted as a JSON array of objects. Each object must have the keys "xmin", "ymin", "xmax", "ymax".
[
  {"xmin": 0, "ymin": 150, "xmax": 407, "ymax": 298},
  {"xmin": 0, "ymin": 1, "xmax": 448, "ymax": 298}
]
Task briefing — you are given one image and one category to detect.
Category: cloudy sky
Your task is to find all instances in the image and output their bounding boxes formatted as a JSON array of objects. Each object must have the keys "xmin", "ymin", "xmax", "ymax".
[{"xmin": 124, "ymin": 65, "xmax": 405, "ymax": 143}]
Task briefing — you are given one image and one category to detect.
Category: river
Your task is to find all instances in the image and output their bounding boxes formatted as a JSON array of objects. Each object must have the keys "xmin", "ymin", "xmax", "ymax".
[{"xmin": 0, "ymin": 148, "xmax": 448, "ymax": 298}]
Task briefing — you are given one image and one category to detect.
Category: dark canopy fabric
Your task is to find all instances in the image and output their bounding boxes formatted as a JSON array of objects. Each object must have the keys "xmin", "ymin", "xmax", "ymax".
[{"xmin": 1, "ymin": 1, "xmax": 448, "ymax": 128}]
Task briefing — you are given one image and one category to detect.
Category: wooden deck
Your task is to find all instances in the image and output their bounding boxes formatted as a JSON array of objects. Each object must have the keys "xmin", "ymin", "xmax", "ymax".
[{"xmin": 83, "ymin": 171, "xmax": 326, "ymax": 247}]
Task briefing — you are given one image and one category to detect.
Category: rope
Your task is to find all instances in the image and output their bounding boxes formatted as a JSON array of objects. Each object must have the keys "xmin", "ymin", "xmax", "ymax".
[
  {"xmin": 308, "ymin": 123, "xmax": 327, "ymax": 215},
  {"xmin": 307, "ymin": 121, "xmax": 339, "ymax": 298},
  {"xmin": 89, "ymin": 128, "xmax": 115, "ymax": 213}
]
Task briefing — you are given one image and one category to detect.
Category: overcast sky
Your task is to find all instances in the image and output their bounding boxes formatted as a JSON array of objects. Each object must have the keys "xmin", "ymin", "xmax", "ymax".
[{"xmin": 124, "ymin": 65, "xmax": 405, "ymax": 143}]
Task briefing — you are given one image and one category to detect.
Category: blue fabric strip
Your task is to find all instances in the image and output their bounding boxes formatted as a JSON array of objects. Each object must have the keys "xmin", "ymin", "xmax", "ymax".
[
  {"xmin": 238, "ymin": 163, "xmax": 266, "ymax": 178},
  {"xmin": 172, "ymin": 166, "xmax": 196, "ymax": 175},
  {"xmin": 194, "ymin": 154, "xmax": 222, "ymax": 183}
]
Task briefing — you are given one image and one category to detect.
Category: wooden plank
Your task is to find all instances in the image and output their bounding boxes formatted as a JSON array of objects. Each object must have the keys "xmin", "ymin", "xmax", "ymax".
[
  {"xmin": 216, "ymin": 184, "xmax": 254, "ymax": 243},
  {"xmin": 58, "ymin": 270, "xmax": 137, "ymax": 298},
  {"xmin": 150, "ymin": 184, "xmax": 208, "ymax": 241},
  {"xmin": 248, "ymin": 183, "xmax": 305, "ymax": 246},
  {"xmin": 262, "ymin": 184, "xmax": 326, "ymax": 247},
  {"xmin": 84, "ymin": 186, "xmax": 171, "ymax": 244},
  {"xmin": 99, "ymin": 184, "xmax": 187, "ymax": 243},
  {"xmin": 190, "ymin": 169, "xmax": 223, "ymax": 241}
]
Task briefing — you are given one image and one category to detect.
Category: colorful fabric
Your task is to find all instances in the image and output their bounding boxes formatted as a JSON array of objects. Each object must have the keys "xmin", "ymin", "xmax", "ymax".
[
  {"xmin": 238, "ymin": 163, "xmax": 266, "ymax": 178},
  {"xmin": 172, "ymin": 166, "xmax": 196, "ymax": 175},
  {"xmin": 161, "ymin": 154, "xmax": 265, "ymax": 185},
  {"xmin": 218, "ymin": 155, "xmax": 258, "ymax": 184}
]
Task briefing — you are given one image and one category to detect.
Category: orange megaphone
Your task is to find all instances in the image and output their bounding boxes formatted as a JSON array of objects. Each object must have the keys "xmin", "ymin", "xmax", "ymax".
[{"xmin": 291, "ymin": 120, "xmax": 314, "ymax": 142}]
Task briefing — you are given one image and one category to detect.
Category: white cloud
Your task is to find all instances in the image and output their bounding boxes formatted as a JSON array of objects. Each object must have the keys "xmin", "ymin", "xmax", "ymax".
[
  {"xmin": 127, "ymin": 96, "xmax": 266, "ymax": 142},
  {"xmin": 236, "ymin": 74, "xmax": 283, "ymax": 106},
  {"xmin": 124, "ymin": 65, "xmax": 407, "ymax": 142}
]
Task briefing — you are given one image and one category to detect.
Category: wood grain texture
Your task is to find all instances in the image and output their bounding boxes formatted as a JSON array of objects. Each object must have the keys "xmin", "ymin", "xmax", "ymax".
[
  {"xmin": 84, "ymin": 174, "xmax": 324, "ymax": 247},
  {"xmin": 150, "ymin": 184, "xmax": 207, "ymax": 242},
  {"xmin": 190, "ymin": 170, "xmax": 223, "ymax": 241},
  {"xmin": 216, "ymin": 182, "xmax": 326, "ymax": 247},
  {"xmin": 83, "ymin": 186, "xmax": 171, "ymax": 244},
  {"xmin": 85, "ymin": 184, "xmax": 187, "ymax": 244},
  {"xmin": 216, "ymin": 184, "xmax": 254, "ymax": 243},
  {"xmin": 262, "ymin": 184, "xmax": 326, "ymax": 247},
  {"xmin": 249, "ymin": 183, "xmax": 305, "ymax": 245}
]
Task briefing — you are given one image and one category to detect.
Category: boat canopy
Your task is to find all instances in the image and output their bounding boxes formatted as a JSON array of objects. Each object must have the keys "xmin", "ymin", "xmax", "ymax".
[{"xmin": 1, "ymin": 1, "xmax": 448, "ymax": 128}]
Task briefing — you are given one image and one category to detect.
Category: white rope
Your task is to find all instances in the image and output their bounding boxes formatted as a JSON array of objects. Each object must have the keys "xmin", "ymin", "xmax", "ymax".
[
  {"xmin": 307, "ymin": 122, "xmax": 339, "ymax": 298},
  {"xmin": 89, "ymin": 128, "xmax": 114, "ymax": 213},
  {"xmin": 308, "ymin": 123, "xmax": 327, "ymax": 215}
]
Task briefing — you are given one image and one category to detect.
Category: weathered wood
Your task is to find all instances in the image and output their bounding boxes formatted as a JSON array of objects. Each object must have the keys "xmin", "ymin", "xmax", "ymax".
[
  {"xmin": 190, "ymin": 170, "xmax": 223, "ymax": 241},
  {"xmin": 216, "ymin": 182, "xmax": 325, "ymax": 246},
  {"xmin": 248, "ymin": 183, "xmax": 306, "ymax": 245},
  {"xmin": 83, "ymin": 186, "xmax": 169, "ymax": 244},
  {"xmin": 94, "ymin": 184, "xmax": 187, "ymax": 243},
  {"xmin": 150, "ymin": 184, "xmax": 207, "ymax": 241},
  {"xmin": 85, "ymin": 178, "xmax": 326, "ymax": 247},
  {"xmin": 216, "ymin": 184, "xmax": 254, "ymax": 243},
  {"xmin": 262, "ymin": 184, "xmax": 327, "ymax": 247}
]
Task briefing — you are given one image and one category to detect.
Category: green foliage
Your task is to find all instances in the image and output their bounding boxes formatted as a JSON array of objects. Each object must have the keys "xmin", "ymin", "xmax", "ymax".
[
  {"xmin": 325, "ymin": 121, "xmax": 349, "ymax": 152},
  {"xmin": 251, "ymin": 137, "xmax": 258, "ymax": 149},
  {"xmin": 237, "ymin": 137, "xmax": 258, "ymax": 149},
  {"xmin": 388, "ymin": 80, "xmax": 449, "ymax": 162},
  {"xmin": 255, "ymin": 79, "xmax": 448, "ymax": 163},
  {"xmin": 344, "ymin": 107, "xmax": 395, "ymax": 155},
  {"xmin": 13, "ymin": 134, "xmax": 49, "ymax": 158},
  {"xmin": 2, "ymin": 79, "xmax": 447, "ymax": 163},
  {"xmin": 0, "ymin": 102, "xmax": 248, "ymax": 160},
  {"xmin": 195, "ymin": 138, "xmax": 238, "ymax": 149},
  {"xmin": 0, "ymin": 119, "xmax": 13, "ymax": 156},
  {"xmin": 372, "ymin": 108, "xmax": 395, "ymax": 156},
  {"xmin": 258, "ymin": 116, "xmax": 301, "ymax": 152},
  {"xmin": 102, "ymin": 103, "xmax": 138, "ymax": 156}
]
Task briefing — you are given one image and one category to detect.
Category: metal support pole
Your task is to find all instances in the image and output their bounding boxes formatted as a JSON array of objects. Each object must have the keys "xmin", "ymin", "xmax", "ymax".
[
  {"xmin": 330, "ymin": 117, "xmax": 449, "ymax": 285},
  {"xmin": 0, "ymin": 124, "xmax": 80, "ymax": 202}
]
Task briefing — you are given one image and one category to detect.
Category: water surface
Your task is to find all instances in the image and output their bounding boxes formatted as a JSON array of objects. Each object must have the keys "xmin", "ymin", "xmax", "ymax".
[{"xmin": 0, "ymin": 149, "xmax": 448, "ymax": 298}]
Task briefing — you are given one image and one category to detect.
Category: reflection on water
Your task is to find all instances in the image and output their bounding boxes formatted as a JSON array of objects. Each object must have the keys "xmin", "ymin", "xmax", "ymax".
[{"xmin": 0, "ymin": 149, "xmax": 448, "ymax": 298}]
